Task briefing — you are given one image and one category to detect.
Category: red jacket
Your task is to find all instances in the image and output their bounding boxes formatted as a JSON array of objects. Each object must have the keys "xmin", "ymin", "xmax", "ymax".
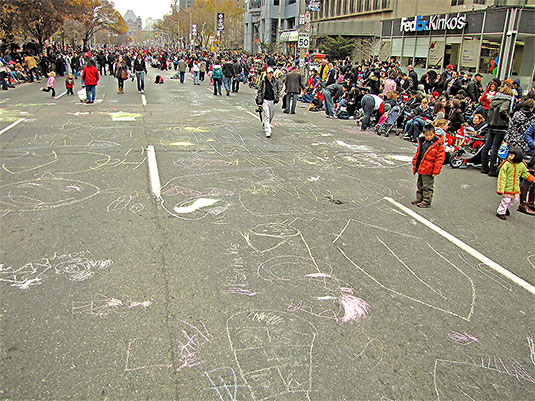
[
  {"xmin": 82, "ymin": 65, "xmax": 99, "ymax": 86},
  {"xmin": 412, "ymin": 135, "xmax": 445, "ymax": 176}
]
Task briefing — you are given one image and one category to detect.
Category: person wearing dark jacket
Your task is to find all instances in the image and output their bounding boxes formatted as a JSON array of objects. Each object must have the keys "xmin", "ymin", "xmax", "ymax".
[
  {"xmin": 222, "ymin": 59, "xmax": 234, "ymax": 96},
  {"xmin": 231, "ymin": 59, "xmax": 242, "ymax": 93},
  {"xmin": 322, "ymin": 83, "xmax": 345, "ymax": 118},
  {"xmin": 133, "ymin": 54, "xmax": 147, "ymax": 93},
  {"xmin": 481, "ymin": 86, "xmax": 514, "ymax": 175},
  {"xmin": 447, "ymin": 98, "xmax": 466, "ymax": 133},
  {"xmin": 97, "ymin": 51, "xmax": 107, "ymax": 75},
  {"xmin": 408, "ymin": 65, "xmax": 418, "ymax": 91},
  {"xmin": 256, "ymin": 67, "xmax": 281, "ymax": 138},
  {"xmin": 284, "ymin": 67, "xmax": 304, "ymax": 114},
  {"xmin": 466, "ymin": 73, "xmax": 483, "ymax": 103},
  {"xmin": 403, "ymin": 97, "xmax": 434, "ymax": 141}
]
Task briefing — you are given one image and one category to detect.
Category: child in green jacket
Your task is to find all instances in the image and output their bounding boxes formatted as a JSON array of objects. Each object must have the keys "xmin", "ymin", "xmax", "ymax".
[{"xmin": 496, "ymin": 147, "xmax": 535, "ymax": 220}]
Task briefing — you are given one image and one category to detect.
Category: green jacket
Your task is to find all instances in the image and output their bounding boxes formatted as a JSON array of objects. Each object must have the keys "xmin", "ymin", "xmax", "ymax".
[{"xmin": 497, "ymin": 160, "xmax": 535, "ymax": 195}]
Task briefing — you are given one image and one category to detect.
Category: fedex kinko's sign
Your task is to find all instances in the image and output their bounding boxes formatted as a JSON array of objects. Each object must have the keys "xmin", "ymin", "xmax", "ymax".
[{"xmin": 400, "ymin": 14, "xmax": 467, "ymax": 33}]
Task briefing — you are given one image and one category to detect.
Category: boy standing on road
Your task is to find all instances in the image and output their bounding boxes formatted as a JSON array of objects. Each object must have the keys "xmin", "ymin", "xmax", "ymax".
[
  {"xmin": 411, "ymin": 124, "xmax": 446, "ymax": 208},
  {"xmin": 256, "ymin": 67, "xmax": 281, "ymax": 138}
]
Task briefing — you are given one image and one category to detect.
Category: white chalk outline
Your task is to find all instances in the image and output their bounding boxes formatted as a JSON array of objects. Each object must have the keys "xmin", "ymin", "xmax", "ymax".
[
  {"xmin": 0, "ymin": 118, "xmax": 25, "ymax": 136},
  {"xmin": 141, "ymin": 94, "xmax": 147, "ymax": 106},
  {"xmin": 384, "ymin": 197, "xmax": 535, "ymax": 296},
  {"xmin": 54, "ymin": 90, "xmax": 67, "ymax": 99}
]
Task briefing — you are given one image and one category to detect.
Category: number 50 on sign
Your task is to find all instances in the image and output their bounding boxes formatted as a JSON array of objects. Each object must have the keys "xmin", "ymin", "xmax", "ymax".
[{"xmin": 298, "ymin": 33, "xmax": 309, "ymax": 48}]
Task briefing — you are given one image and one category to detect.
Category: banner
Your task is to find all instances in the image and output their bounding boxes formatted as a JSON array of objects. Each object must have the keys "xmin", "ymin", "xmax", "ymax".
[
  {"xmin": 306, "ymin": 0, "xmax": 320, "ymax": 12},
  {"xmin": 217, "ymin": 13, "xmax": 224, "ymax": 32},
  {"xmin": 428, "ymin": 40, "xmax": 444, "ymax": 67},
  {"xmin": 461, "ymin": 39, "xmax": 479, "ymax": 68}
]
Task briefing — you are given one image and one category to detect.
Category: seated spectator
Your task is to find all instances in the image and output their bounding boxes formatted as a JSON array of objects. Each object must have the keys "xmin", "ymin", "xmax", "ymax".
[
  {"xmin": 403, "ymin": 97, "xmax": 434, "ymax": 142},
  {"xmin": 447, "ymin": 98, "xmax": 466, "ymax": 134}
]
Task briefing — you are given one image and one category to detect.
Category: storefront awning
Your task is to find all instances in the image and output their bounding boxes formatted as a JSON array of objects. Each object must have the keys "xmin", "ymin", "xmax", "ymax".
[{"xmin": 280, "ymin": 31, "xmax": 299, "ymax": 42}]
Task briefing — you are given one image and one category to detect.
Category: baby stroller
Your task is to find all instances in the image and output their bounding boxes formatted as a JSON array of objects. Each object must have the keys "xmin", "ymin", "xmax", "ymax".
[
  {"xmin": 375, "ymin": 105, "xmax": 402, "ymax": 137},
  {"xmin": 448, "ymin": 126, "xmax": 486, "ymax": 168}
]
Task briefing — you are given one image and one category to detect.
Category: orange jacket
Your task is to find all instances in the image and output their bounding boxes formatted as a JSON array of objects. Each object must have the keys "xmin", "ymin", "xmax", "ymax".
[{"xmin": 412, "ymin": 135, "xmax": 446, "ymax": 176}]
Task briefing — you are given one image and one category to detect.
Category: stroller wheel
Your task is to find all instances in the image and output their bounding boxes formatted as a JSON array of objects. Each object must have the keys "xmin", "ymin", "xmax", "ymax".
[{"xmin": 449, "ymin": 155, "xmax": 464, "ymax": 169}]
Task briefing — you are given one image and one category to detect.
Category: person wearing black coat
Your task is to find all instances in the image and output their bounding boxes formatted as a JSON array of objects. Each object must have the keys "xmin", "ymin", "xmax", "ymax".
[
  {"xmin": 466, "ymin": 73, "xmax": 483, "ymax": 103},
  {"xmin": 231, "ymin": 59, "xmax": 242, "ymax": 93},
  {"xmin": 284, "ymin": 67, "xmax": 305, "ymax": 114},
  {"xmin": 96, "ymin": 51, "xmax": 107, "ymax": 75}
]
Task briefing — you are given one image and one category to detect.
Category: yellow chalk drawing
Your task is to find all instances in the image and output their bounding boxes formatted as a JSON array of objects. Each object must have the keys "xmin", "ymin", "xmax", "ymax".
[{"xmin": 110, "ymin": 112, "xmax": 142, "ymax": 121}]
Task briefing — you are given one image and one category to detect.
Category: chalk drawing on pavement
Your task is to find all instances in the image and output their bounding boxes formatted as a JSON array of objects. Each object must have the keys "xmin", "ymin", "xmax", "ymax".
[
  {"xmin": 226, "ymin": 311, "xmax": 316, "ymax": 401},
  {"xmin": 334, "ymin": 218, "xmax": 476, "ymax": 321},
  {"xmin": 203, "ymin": 367, "xmax": 249, "ymax": 401},
  {"xmin": 72, "ymin": 294, "xmax": 151, "ymax": 318},
  {"xmin": 0, "ymin": 250, "xmax": 111, "ymax": 289}
]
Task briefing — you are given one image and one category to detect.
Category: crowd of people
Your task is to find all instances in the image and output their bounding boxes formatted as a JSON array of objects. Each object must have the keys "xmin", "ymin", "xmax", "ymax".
[{"xmin": 1, "ymin": 43, "xmax": 534, "ymax": 217}]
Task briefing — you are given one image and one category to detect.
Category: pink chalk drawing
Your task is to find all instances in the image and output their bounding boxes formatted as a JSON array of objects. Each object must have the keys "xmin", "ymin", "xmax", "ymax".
[
  {"xmin": 71, "ymin": 294, "xmax": 152, "ymax": 318},
  {"xmin": 124, "ymin": 318, "xmax": 212, "ymax": 373},
  {"xmin": 448, "ymin": 331, "xmax": 480, "ymax": 346},
  {"xmin": 258, "ymin": 256, "xmax": 370, "ymax": 325}
]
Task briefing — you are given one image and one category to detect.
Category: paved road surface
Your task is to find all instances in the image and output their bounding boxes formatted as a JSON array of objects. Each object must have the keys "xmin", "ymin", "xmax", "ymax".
[{"xmin": 1, "ymin": 69, "xmax": 534, "ymax": 400}]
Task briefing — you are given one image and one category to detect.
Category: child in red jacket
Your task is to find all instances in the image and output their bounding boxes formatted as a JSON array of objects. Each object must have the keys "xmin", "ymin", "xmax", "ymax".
[{"xmin": 411, "ymin": 124, "xmax": 446, "ymax": 208}]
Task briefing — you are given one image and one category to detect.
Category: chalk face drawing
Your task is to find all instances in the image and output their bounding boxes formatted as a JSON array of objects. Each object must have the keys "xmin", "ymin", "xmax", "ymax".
[
  {"xmin": 242, "ymin": 223, "xmax": 300, "ymax": 254},
  {"xmin": 334, "ymin": 219, "xmax": 476, "ymax": 321},
  {"xmin": 0, "ymin": 175, "xmax": 100, "ymax": 214},
  {"xmin": 125, "ymin": 318, "xmax": 212, "ymax": 373},
  {"xmin": 258, "ymin": 256, "xmax": 370, "ymax": 324},
  {"xmin": 226, "ymin": 311, "xmax": 316, "ymax": 401},
  {"xmin": 72, "ymin": 294, "xmax": 151, "ymax": 318},
  {"xmin": 107, "ymin": 195, "xmax": 144, "ymax": 214},
  {"xmin": 0, "ymin": 250, "xmax": 111, "ymax": 289}
]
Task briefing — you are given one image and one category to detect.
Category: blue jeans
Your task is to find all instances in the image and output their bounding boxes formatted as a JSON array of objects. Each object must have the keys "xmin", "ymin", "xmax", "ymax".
[
  {"xmin": 135, "ymin": 72, "xmax": 144, "ymax": 91},
  {"xmin": 223, "ymin": 76, "xmax": 232, "ymax": 93},
  {"xmin": 322, "ymin": 89, "xmax": 334, "ymax": 117},
  {"xmin": 404, "ymin": 118, "xmax": 425, "ymax": 140},
  {"xmin": 85, "ymin": 85, "xmax": 96, "ymax": 102},
  {"xmin": 285, "ymin": 92, "xmax": 298, "ymax": 113},
  {"xmin": 180, "ymin": 71, "xmax": 185, "ymax": 83},
  {"xmin": 193, "ymin": 71, "xmax": 200, "ymax": 85}
]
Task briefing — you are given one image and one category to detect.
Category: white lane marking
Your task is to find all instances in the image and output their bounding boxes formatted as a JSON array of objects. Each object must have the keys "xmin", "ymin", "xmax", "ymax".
[
  {"xmin": 384, "ymin": 196, "xmax": 535, "ymax": 295},
  {"xmin": 247, "ymin": 111, "xmax": 260, "ymax": 121},
  {"xmin": 141, "ymin": 94, "xmax": 147, "ymax": 106},
  {"xmin": 0, "ymin": 118, "xmax": 25, "ymax": 136},
  {"xmin": 146, "ymin": 145, "xmax": 161, "ymax": 199},
  {"xmin": 54, "ymin": 90, "xmax": 67, "ymax": 99}
]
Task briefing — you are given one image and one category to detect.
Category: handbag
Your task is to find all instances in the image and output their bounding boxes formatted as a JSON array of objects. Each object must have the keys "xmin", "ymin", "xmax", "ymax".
[{"xmin": 121, "ymin": 69, "xmax": 128, "ymax": 80}]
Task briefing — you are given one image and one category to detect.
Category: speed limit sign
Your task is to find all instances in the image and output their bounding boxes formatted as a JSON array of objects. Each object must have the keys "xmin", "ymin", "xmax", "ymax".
[{"xmin": 298, "ymin": 33, "xmax": 310, "ymax": 49}]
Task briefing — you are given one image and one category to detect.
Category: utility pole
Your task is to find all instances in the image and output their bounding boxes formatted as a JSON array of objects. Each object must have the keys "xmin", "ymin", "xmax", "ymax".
[{"xmin": 277, "ymin": 0, "xmax": 283, "ymax": 47}]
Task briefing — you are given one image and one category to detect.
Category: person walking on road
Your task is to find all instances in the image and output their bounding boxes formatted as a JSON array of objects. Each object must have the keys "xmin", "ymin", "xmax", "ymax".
[
  {"xmin": 212, "ymin": 60, "xmax": 223, "ymax": 96},
  {"xmin": 115, "ymin": 55, "xmax": 128, "ymax": 94},
  {"xmin": 284, "ymin": 65, "xmax": 304, "ymax": 114},
  {"xmin": 199, "ymin": 59, "xmax": 207, "ymax": 82},
  {"xmin": 222, "ymin": 58, "xmax": 234, "ymax": 96},
  {"xmin": 192, "ymin": 60, "xmax": 200, "ymax": 85},
  {"xmin": 133, "ymin": 54, "xmax": 147, "ymax": 93},
  {"xmin": 24, "ymin": 51, "xmax": 39, "ymax": 82},
  {"xmin": 178, "ymin": 58, "xmax": 187, "ymax": 84},
  {"xmin": 231, "ymin": 59, "xmax": 242, "ymax": 93},
  {"xmin": 256, "ymin": 67, "xmax": 281, "ymax": 138},
  {"xmin": 82, "ymin": 59, "xmax": 99, "ymax": 103}
]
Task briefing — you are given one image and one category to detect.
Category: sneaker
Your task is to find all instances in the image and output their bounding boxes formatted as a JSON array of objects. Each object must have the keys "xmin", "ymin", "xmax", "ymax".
[
  {"xmin": 417, "ymin": 202, "xmax": 430, "ymax": 208},
  {"xmin": 265, "ymin": 133, "xmax": 271, "ymax": 138},
  {"xmin": 290, "ymin": 111, "xmax": 295, "ymax": 114},
  {"xmin": 496, "ymin": 213, "xmax": 507, "ymax": 220},
  {"xmin": 411, "ymin": 199, "xmax": 422, "ymax": 205},
  {"xmin": 283, "ymin": 110, "xmax": 289, "ymax": 114}
]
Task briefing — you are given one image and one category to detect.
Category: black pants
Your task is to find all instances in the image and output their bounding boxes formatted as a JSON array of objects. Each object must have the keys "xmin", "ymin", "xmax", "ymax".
[
  {"xmin": 481, "ymin": 128, "xmax": 506, "ymax": 166},
  {"xmin": 43, "ymin": 87, "xmax": 56, "ymax": 96},
  {"xmin": 200, "ymin": 71, "xmax": 205, "ymax": 81},
  {"xmin": 67, "ymin": 87, "xmax": 74, "ymax": 95}
]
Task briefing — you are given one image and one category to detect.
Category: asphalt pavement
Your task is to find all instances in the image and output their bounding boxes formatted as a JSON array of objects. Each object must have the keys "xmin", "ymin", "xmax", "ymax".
[{"xmin": 0, "ymin": 68, "xmax": 534, "ymax": 400}]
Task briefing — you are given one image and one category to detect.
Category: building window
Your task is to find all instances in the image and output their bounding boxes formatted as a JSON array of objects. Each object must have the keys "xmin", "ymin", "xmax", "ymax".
[
  {"xmin": 364, "ymin": 0, "xmax": 371, "ymax": 11},
  {"xmin": 350, "ymin": 0, "xmax": 355, "ymax": 13},
  {"xmin": 356, "ymin": 0, "xmax": 362, "ymax": 13},
  {"xmin": 337, "ymin": 0, "xmax": 342, "ymax": 15},
  {"xmin": 289, "ymin": 0, "xmax": 296, "ymax": 3},
  {"xmin": 373, "ymin": 0, "xmax": 380, "ymax": 9},
  {"xmin": 382, "ymin": 0, "xmax": 390, "ymax": 8},
  {"xmin": 344, "ymin": 0, "xmax": 349, "ymax": 14},
  {"xmin": 451, "ymin": 0, "xmax": 464, "ymax": 6},
  {"xmin": 331, "ymin": 0, "xmax": 336, "ymax": 16},
  {"xmin": 473, "ymin": 0, "xmax": 485, "ymax": 4}
]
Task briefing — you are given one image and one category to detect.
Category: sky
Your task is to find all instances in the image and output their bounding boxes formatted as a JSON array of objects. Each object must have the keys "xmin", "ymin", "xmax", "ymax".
[{"xmin": 112, "ymin": 0, "xmax": 172, "ymax": 22}]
